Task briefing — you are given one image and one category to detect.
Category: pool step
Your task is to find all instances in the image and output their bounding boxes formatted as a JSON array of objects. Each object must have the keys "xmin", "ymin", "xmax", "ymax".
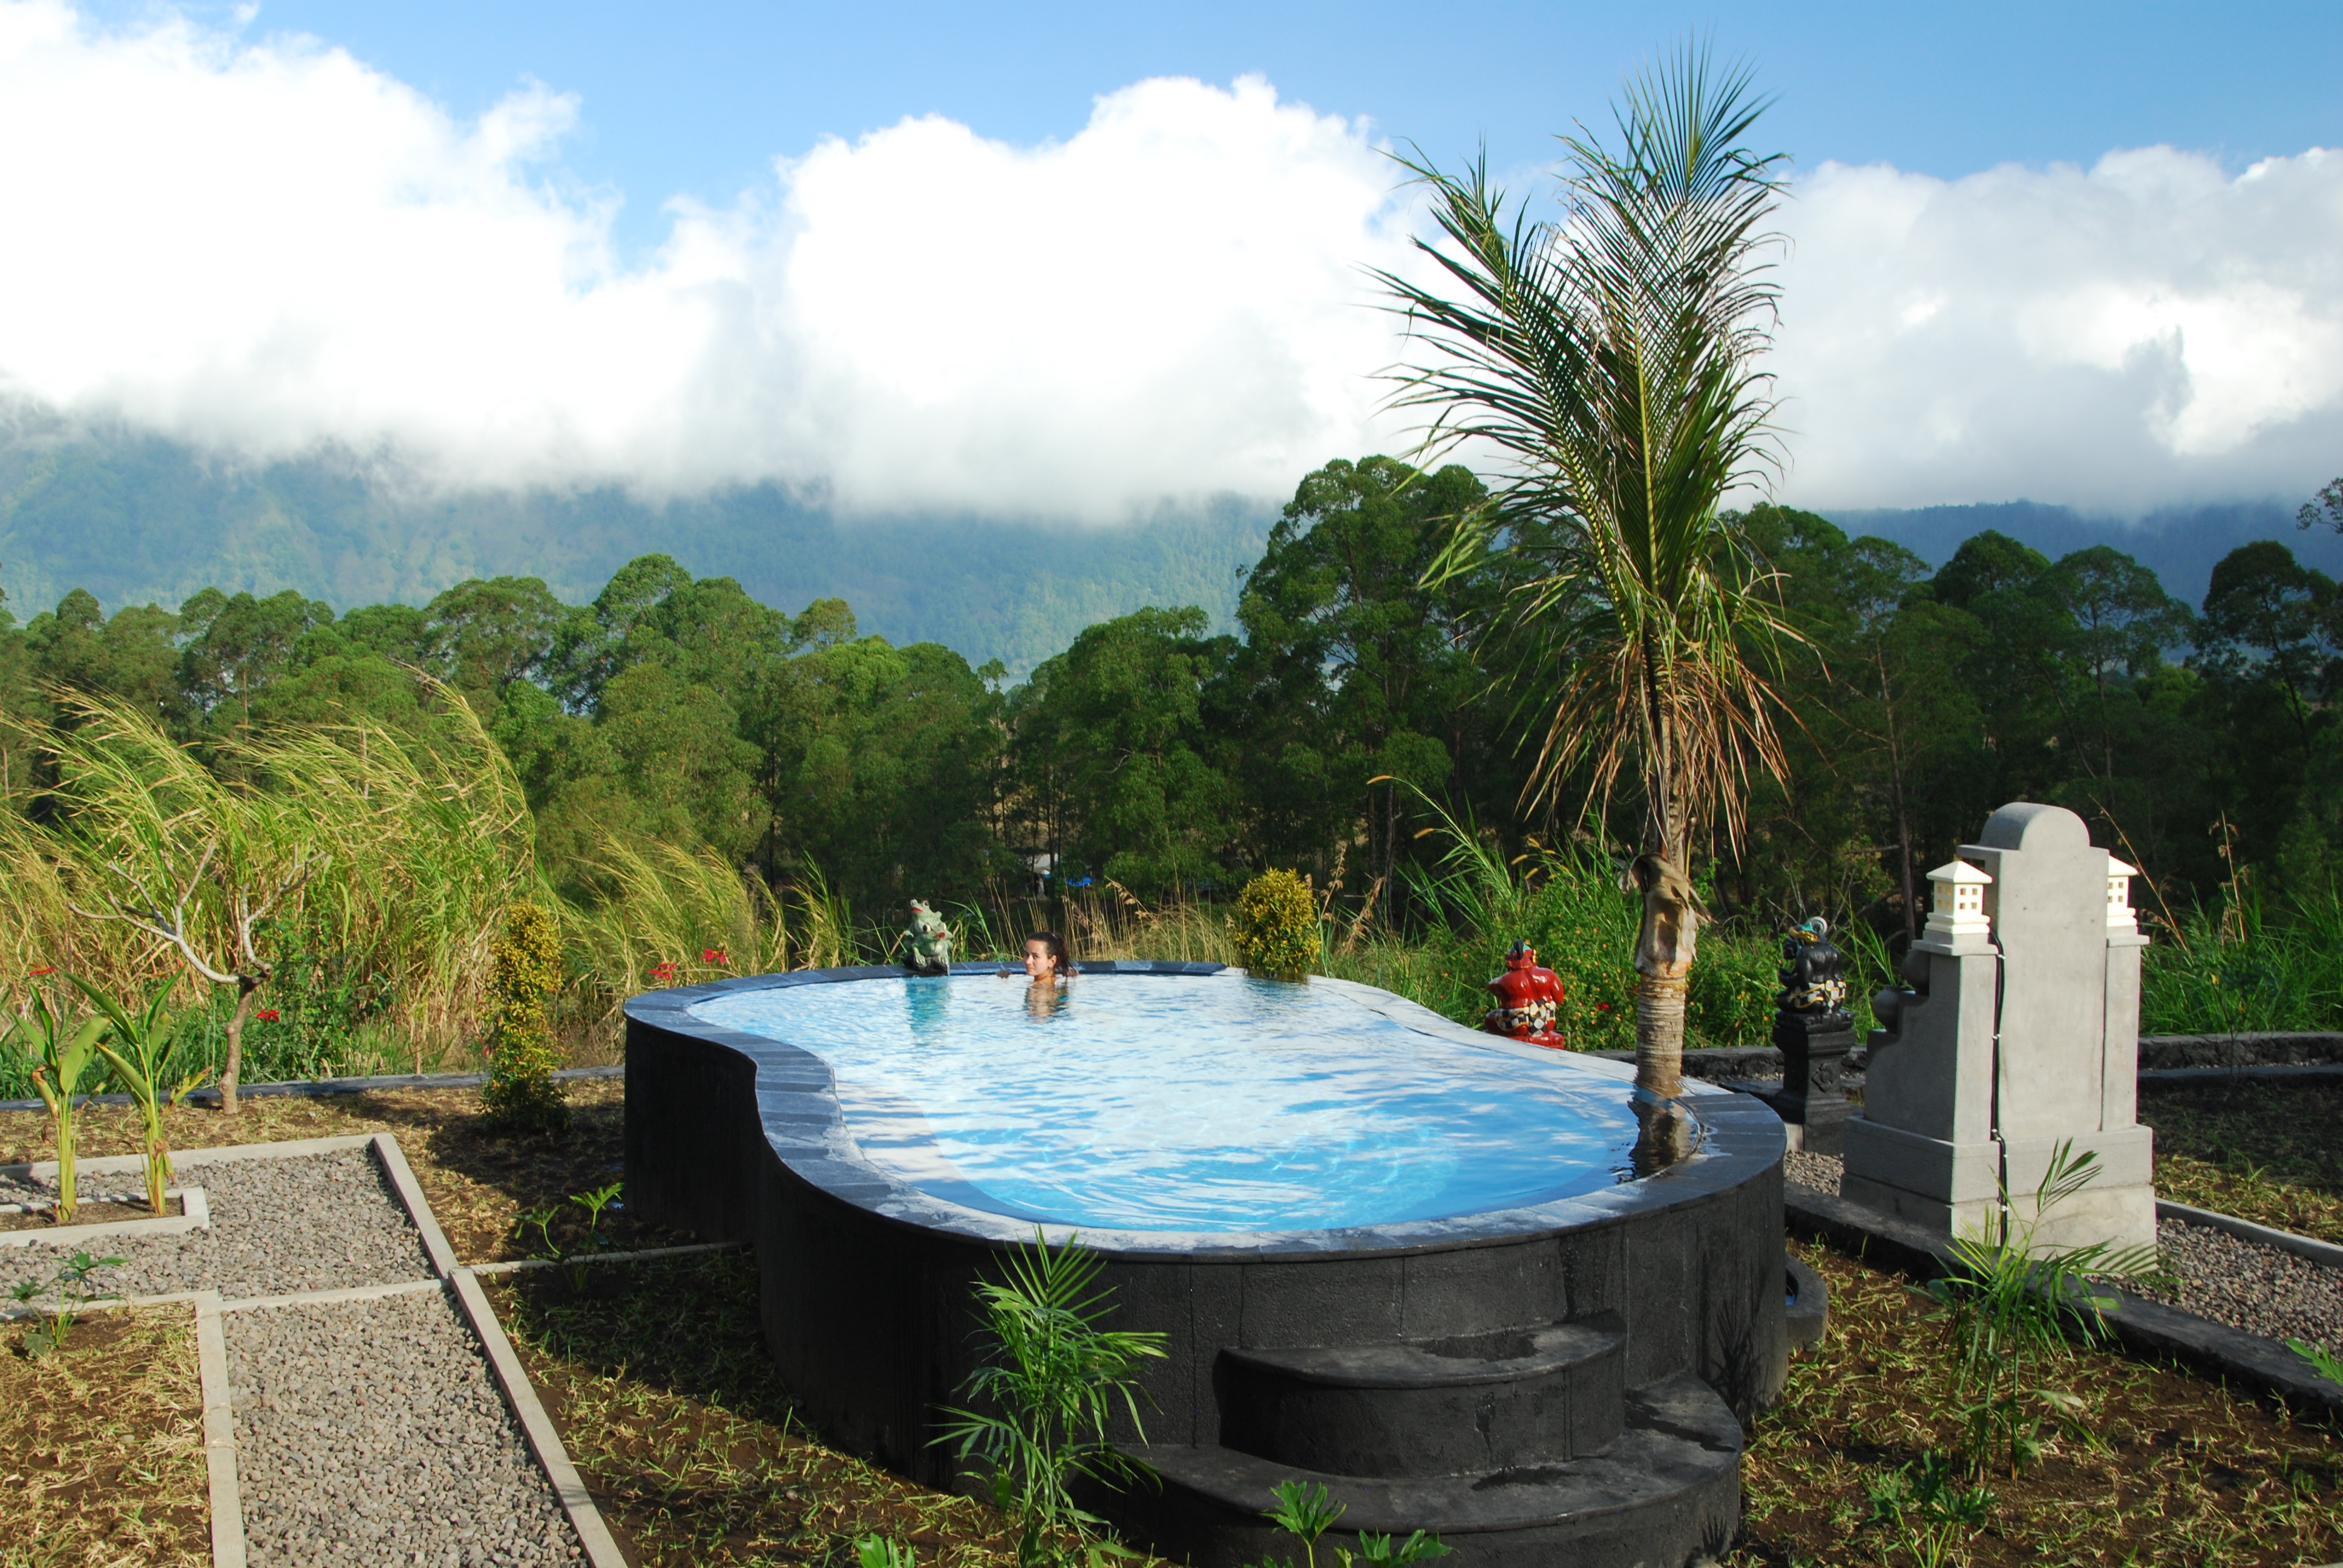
[
  {"xmin": 1116, "ymin": 1373, "xmax": 1742, "ymax": 1568},
  {"xmin": 1216, "ymin": 1315, "xmax": 1626, "ymax": 1478}
]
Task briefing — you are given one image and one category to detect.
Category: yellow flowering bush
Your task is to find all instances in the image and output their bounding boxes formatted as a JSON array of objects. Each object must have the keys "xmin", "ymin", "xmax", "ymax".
[
  {"xmin": 482, "ymin": 900, "xmax": 569, "ymax": 1134},
  {"xmin": 1231, "ymin": 870, "xmax": 1320, "ymax": 981}
]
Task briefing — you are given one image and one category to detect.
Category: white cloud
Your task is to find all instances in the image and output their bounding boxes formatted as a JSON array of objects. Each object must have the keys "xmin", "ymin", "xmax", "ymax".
[
  {"xmin": 0, "ymin": 1, "xmax": 1417, "ymax": 517},
  {"xmin": 1771, "ymin": 146, "xmax": 2343, "ymax": 512},
  {"xmin": 0, "ymin": 0, "xmax": 2338, "ymax": 521}
]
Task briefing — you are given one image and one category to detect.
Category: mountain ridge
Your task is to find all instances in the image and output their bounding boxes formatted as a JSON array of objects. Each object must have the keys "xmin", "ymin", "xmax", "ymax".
[{"xmin": 4, "ymin": 427, "xmax": 2334, "ymax": 671}]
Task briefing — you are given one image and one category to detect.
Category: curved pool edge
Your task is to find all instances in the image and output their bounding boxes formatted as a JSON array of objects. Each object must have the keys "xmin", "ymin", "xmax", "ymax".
[
  {"xmin": 624, "ymin": 961, "xmax": 1790, "ymax": 1567},
  {"xmin": 624, "ymin": 962, "xmax": 1788, "ymax": 1259}
]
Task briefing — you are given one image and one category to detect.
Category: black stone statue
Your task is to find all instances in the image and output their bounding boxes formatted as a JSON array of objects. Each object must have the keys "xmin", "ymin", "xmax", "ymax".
[{"xmin": 1755, "ymin": 917, "xmax": 1856, "ymax": 1155}]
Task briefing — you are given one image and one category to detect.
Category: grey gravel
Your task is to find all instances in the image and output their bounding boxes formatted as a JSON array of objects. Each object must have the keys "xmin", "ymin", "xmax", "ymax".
[
  {"xmin": 1772, "ymin": 1146, "xmax": 2343, "ymax": 1350},
  {"xmin": 1784, "ymin": 1149, "xmax": 1844, "ymax": 1192},
  {"xmin": 0, "ymin": 1149, "xmax": 433, "ymax": 1305},
  {"xmin": 2135, "ymin": 1218, "xmax": 2343, "ymax": 1351},
  {"xmin": 229, "ymin": 1288, "xmax": 580, "ymax": 1567}
]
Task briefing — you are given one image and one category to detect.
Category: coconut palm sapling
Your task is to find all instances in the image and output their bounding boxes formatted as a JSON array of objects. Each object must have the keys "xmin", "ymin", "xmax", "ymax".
[{"xmin": 1377, "ymin": 47, "xmax": 1796, "ymax": 1125}]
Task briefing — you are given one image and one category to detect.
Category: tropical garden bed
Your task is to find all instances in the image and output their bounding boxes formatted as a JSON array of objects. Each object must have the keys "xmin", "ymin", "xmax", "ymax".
[
  {"xmin": 1, "ymin": 1299, "xmax": 209, "ymax": 1568},
  {"xmin": 7, "ymin": 1073, "xmax": 2343, "ymax": 1567}
]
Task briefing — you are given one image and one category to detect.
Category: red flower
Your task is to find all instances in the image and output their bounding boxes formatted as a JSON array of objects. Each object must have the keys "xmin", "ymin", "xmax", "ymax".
[
  {"xmin": 649, "ymin": 961, "xmax": 678, "ymax": 983},
  {"xmin": 702, "ymin": 948, "xmax": 729, "ymax": 967},
  {"xmin": 1594, "ymin": 1003, "xmax": 1611, "ymax": 1012},
  {"xmin": 28, "ymin": 965, "xmax": 54, "ymax": 977},
  {"xmin": 255, "ymin": 1008, "xmax": 281, "ymax": 1023}
]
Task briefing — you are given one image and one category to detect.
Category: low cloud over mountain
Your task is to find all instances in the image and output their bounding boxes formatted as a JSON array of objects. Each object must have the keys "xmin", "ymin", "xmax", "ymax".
[{"xmin": 0, "ymin": 0, "xmax": 2334, "ymax": 524}]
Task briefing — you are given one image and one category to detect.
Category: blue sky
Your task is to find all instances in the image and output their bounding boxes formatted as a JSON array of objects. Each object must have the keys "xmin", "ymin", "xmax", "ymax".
[
  {"xmin": 8, "ymin": 0, "xmax": 2342, "ymax": 516},
  {"xmin": 122, "ymin": 1, "xmax": 2343, "ymax": 261}
]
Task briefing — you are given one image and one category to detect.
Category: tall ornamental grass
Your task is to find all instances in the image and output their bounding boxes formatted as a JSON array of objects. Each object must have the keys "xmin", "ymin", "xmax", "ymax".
[
  {"xmin": 2138, "ymin": 883, "xmax": 2343, "ymax": 1035},
  {"xmin": 0, "ymin": 684, "xmax": 536, "ymax": 1094}
]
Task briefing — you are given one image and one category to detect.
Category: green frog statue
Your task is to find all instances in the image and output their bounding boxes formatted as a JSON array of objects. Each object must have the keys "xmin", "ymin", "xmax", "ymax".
[{"xmin": 902, "ymin": 900, "xmax": 954, "ymax": 976}]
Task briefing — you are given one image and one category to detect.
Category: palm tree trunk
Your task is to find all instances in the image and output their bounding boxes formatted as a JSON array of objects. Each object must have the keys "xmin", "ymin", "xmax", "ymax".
[
  {"xmin": 1630, "ymin": 848, "xmax": 1700, "ymax": 1170},
  {"xmin": 1630, "ymin": 850, "xmax": 1699, "ymax": 1097}
]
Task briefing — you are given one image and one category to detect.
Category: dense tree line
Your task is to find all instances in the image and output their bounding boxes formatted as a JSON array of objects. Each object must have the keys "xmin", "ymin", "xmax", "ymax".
[{"xmin": 2, "ymin": 454, "xmax": 2338, "ymax": 944}]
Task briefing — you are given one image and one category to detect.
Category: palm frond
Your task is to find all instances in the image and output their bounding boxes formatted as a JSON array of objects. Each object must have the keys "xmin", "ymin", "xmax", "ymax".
[{"xmin": 1372, "ymin": 42, "xmax": 1796, "ymax": 860}]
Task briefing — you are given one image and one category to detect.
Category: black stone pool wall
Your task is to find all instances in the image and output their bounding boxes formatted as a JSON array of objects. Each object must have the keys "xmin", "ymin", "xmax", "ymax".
[{"xmin": 626, "ymin": 963, "xmax": 1788, "ymax": 1568}]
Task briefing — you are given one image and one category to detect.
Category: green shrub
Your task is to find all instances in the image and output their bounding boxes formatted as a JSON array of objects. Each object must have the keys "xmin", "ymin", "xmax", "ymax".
[
  {"xmin": 1231, "ymin": 870, "xmax": 1321, "ymax": 981},
  {"xmin": 482, "ymin": 901, "xmax": 569, "ymax": 1135}
]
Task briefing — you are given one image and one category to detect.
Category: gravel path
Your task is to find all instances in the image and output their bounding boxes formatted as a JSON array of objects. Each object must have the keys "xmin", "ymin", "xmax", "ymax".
[
  {"xmin": 2138, "ymin": 1219, "xmax": 2343, "ymax": 1351},
  {"xmin": 0, "ymin": 1149, "xmax": 432, "ymax": 1305},
  {"xmin": 1784, "ymin": 1149, "xmax": 1844, "ymax": 1192},
  {"xmin": 229, "ymin": 1288, "xmax": 580, "ymax": 1567},
  {"xmin": 1774, "ymin": 1146, "xmax": 2343, "ymax": 1350}
]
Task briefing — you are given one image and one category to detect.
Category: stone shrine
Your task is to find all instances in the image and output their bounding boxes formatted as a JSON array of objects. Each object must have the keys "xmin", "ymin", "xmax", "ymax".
[
  {"xmin": 1844, "ymin": 802, "xmax": 2155, "ymax": 1250},
  {"xmin": 1755, "ymin": 918, "xmax": 1856, "ymax": 1155}
]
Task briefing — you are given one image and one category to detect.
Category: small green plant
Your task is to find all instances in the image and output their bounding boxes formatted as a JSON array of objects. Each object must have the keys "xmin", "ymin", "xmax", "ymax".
[
  {"xmin": 566, "ymin": 1180, "xmax": 623, "ymax": 1288},
  {"xmin": 936, "ymin": 1229, "xmax": 1168, "ymax": 1567},
  {"xmin": 1346, "ymin": 1532, "xmax": 1449, "ymax": 1568},
  {"xmin": 2289, "ymin": 1336, "xmax": 2343, "ymax": 1385},
  {"xmin": 1255, "ymin": 1480, "xmax": 1446, "ymax": 1568},
  {"xmin": 482, "ymin": 900, "xmax": 569, "ymax": 1135},
  {"xmin": 1263, "ymin": 1479, "xmax": 1345, "ymax": 1568},
  {"xmin": 3, "ymin": 988, "xmax": 108, "ymax": 1223},
  {"xmin": 514, "ymin": 1205, "xmax": 562, "ymax": 1263},
  {"xmin": 9, "ymin": 1250, "xmax": 124, "ymax": 1359},
  {"xmin": 1926, "ymin": 1142, "xmax": 2159, "ymax": 1477},
  {"xmin": 856, "ymin": 1537, "xmax": 917, "ymax": 1568},
  {"xmin": 71, "ymin": 972, "xmax": 208, "ymax": 1216},
  {"xmin": 1864, "ymin": 1452, "xmax": 1994, "ymax": 1568},
  {"xmin": 1231, "ymin": 870, "xmax": 1320, "ymax": 981}
]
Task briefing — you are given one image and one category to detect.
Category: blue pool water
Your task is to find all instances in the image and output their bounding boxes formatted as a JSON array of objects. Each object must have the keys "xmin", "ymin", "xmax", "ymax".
[{"xmin": 689, "ymin": 972, "xmax": 1647, "ymax": 1233}]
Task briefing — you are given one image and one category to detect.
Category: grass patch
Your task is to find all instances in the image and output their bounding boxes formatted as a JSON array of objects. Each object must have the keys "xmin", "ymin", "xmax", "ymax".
[
  {"xmin": 2145, "ymin": 1079, "xmax": 2343, "ymax": 1244},
  {"xmin": 0, "ymin": 1303, "xmax": 208, "ymax": 1568},
  {"xmin": 489, "ymin": 1252, "xmax": 1020, "ymax": 1568},
  {"xmin": 1733, "ymin": 1240, "xmax": 2343, "ymax": 1566}
]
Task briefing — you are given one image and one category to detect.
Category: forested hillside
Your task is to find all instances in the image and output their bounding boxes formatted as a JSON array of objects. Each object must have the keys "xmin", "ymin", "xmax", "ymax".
[
  {"xmin": 7, "ymin": 418, "xmax": 2337, "ymax": 678},
  {"xmin": 0, "ymin": 418, "xmax": 1269, "ymax": 676},
  {"xmin": 5, "ymin": 450, "xmax": 2339, "ymax": 936}
]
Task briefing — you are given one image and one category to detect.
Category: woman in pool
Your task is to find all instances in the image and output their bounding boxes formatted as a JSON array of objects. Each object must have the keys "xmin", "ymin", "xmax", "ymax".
[{"xmin": 1001, "ymin": 930, "xmax": 1073, "ymax": 1018}]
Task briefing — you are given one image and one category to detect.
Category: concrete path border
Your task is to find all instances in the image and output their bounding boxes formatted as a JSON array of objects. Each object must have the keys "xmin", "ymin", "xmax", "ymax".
[
  {"xmin": 2157, "ymin": 1198, "xmax": 2343, "ymax": 1270},
  {"xmin": 7, "ymin": 1131, "xmax": 638, "ymax": 1568},
  {"xmin": 0, "ymin": 1187, "xmax": 208, "ymax": 1248},
  {"xmin": 193, "ymin": 1289, "xmax": 249, "ymax": 1568}
]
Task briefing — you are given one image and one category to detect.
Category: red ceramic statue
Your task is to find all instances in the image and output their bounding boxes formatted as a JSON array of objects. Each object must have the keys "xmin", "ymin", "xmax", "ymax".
[{"xmin": 1483, "ymin": 940, "xmax": 1567, "ymax": 1048}]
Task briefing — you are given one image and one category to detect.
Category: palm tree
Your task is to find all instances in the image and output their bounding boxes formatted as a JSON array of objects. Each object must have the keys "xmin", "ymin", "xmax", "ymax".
[{"xmin": 1375, "ymin": 47, "xmax": 1795, "ymax": 1117}]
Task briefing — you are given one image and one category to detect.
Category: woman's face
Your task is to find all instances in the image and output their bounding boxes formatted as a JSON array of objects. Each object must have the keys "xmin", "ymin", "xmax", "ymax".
[{"xmin": 1023, "ymin": 938, "xmax": 1058, "ymax": 981}]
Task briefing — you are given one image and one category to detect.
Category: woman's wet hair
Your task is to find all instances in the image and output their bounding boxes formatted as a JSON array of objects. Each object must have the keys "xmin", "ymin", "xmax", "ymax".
[{"xmin": 1026, "ymin": 929, "xmax": 1074, "ymax": 975}]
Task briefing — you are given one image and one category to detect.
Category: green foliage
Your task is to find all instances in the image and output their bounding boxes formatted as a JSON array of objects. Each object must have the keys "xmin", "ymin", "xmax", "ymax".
[
  {"xmin": 935, "ymin": 1230, "xmax": 1167, "ymax": 1567},
  {"xmin": 856, "ymin": 1537, "xmax": 917, "ymax": 1568},
  {"xmin": 1863, "ymin": 1452, "xmax": 1994, "ymax": 1568},
  {"xmin": 1925, "ymin": 1142, "xmax": 2160, "ymax": 1478},
  {"xmin": 3, "ymin": 989, "xmax": 107, "ymax": 1221},
  {"xmin": 2138, "ymin": 882, "xmax": 2343, "ymax": 1033},
  {"xmin": 482, "ymin": 901, "xmax": 569, "ymax": 1135},
  {"xmin": 1257, "ymin": 1480, "xmax": 1449, "ymax": 1568},
  {"xmin": 70, "ymin": 972, "xmax": 203, "ymax": 1215},
  {"xmin": 1262, "ymin": 1479, "xmax": 1344, "ymax": 1568},
  {"xmin": 1231, "ymin": 871, "xmax": 1320, "ymax": 981},
  {"xmin": 2289, "ymin": 1336, "xmax": 2343, "ymax": 1387},
  {"xmin": 1014, "ymin": 607, "xmax": 1234, "ymax": 896},
  {"xmin": 8, "ymin": 1251, "xmax": 123, "ymax": 1361}
]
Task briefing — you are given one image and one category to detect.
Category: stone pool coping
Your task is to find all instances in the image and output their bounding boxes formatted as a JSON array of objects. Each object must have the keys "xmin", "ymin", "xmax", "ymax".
[{"xmin": 623, "ymin": 959, "xmax": 1788, "ymax": 1259}]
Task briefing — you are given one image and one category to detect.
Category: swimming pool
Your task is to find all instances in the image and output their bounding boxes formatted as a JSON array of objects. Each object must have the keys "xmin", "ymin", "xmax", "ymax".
[
  {"xmin": 689, "ymin": 970, "xmax": 1648, "ymax": 1232},
  {"xmin": 626, "ymin": 961, "xmax": 1787, "ymax": 1568}
]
